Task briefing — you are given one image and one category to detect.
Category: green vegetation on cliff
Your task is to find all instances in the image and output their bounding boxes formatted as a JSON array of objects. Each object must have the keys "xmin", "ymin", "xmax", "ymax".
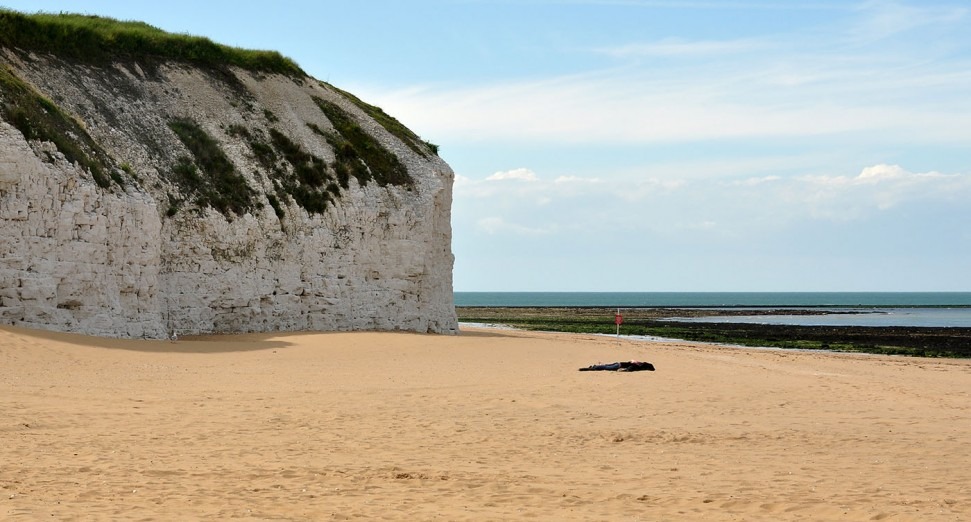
[
  {"xmin": 168, "ymin": 118, "xmax": 256, "ymax": 216},
  {"xmin": 231, "ymin": 108, "xmax": 416, "ymax": 219},
  {"xmin": 323, "ymin": 82, "xmax": 439, "ymax": 157},
  {"xmin": 313, "ymin": 97, "xmax": 413, "ymax": 187},
  {"xmin": 0, "ymin": 8, "xmax": 432, "ymax": 219},
  {"xmin": 0, "ymin": 64, "xmax": 118, "ymax": 188},
  {"xmin": 267, "ymin": 128, "xmax": 339, "ymax": 215},
  {"xmin": 0, "ymin": 9, "xmax": 303, "ymax": 76}
]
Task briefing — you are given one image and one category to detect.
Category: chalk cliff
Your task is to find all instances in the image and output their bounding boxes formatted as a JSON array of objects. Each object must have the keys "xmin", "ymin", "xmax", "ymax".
[{"xmin": 0, "ymin": 18, "xmax": 457, "ymax": 338}]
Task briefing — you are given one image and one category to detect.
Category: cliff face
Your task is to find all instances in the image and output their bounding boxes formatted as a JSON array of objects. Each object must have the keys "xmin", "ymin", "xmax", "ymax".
[{"xmin": 0, "ymin": 48, "xmax": 457, "ymax": 338}]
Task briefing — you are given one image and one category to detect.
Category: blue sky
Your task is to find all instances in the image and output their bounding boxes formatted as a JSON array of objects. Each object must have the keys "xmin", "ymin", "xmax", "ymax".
[{"xmin": 4, "ymin": 1, "xmax": 971, "ymax": 291}]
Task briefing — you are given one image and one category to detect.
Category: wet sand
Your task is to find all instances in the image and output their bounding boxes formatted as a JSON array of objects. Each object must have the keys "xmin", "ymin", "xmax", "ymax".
[{"xmin": 2, "ymin": 324, "xmax": 969, "ymax": 520}]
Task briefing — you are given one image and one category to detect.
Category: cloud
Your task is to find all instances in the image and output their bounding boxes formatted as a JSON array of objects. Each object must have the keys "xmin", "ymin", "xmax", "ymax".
[
  {"xmin": 351, "ymin": 2, "xmax": 971, "ymax": 148},
  {"xmin": 486, "ymin": 168, "xmax": 538, "ymax": 181},
  {"xmin": 597, "ymin": 37, "xmax": 763, "ymax": 58},
  {"xmin": 458, "ymin": 168, "xmax": 600, "ymax": 202},
  {"xmin": 452, "ymin": 160, "xmax": 971, "ymax": 292},
  {"xmin": 613, "ymin": 177, "xmax": 685, "ymax": 202},
  {"xmin": 456, "ymin": 163, "xmax": 971, "ymax": 240},
  {"xmin": 851, "ymin": 1, "xmax": 967, "ymax": 41},
  {"xmin": 476, "ymin": 217, "xmax": 554, "ymax": 236},
  {"xmin": 359, "ymin": 55, "xmax": 971, "ymax": 147},
  {"xmin": 792, "ymin": 163, "xmax": 970, "ymax": 217},
  {"xmin": 537, "ymin": 1, "xmax": 854, "ymax": 9},
  {"xmin": 457, "ymin": 168, "xmax": 681, "ymax": 204},
  {"xmin": 857, "ymin": 163, "xmax": 906, "ymax": 182},
  {"xmin": 728, "ymin": 175, "xmax": 782, "ymax": 186},
  {"xmin": 554, "ymin": 175, "xmax": 603, "ymax": 185}
]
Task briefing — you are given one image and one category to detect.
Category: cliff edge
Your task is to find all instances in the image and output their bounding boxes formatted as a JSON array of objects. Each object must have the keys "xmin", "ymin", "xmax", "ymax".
[{"xmin": 0, "ymin": 11, "xmax": 457, "ymax": 338}]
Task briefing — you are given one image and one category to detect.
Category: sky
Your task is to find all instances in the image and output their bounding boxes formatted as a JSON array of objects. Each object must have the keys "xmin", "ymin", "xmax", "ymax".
[{"xmin": 3, "ymin": 0, "xmax": 971, "ymax": 291}]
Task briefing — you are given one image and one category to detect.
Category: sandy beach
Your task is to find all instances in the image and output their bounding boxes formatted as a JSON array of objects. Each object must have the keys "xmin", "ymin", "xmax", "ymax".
[{"xmin": 2, "ymin": 325, "xmax": 969, "ymax": 521}]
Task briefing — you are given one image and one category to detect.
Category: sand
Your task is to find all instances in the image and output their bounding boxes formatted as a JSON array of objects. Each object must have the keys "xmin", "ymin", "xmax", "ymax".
[{"xmin": 1, "ymin": 325, "xmax": 969, "ymax": 521}]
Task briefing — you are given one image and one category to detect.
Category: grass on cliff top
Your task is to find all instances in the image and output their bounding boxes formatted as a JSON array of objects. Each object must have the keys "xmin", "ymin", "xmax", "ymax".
[
  {"xmin": 313, "ymin": 96, "xmax": 413, "ymax": 188},
  {"xmin": 323, "ymin": 82, "xmax": 439, "ymax": 158},
  {"xmin": 0, "ymin": 9, "xmax": 303, "ymax": 76},
  {"xmin": 0, "ymin": 64, "xmax": 117, "ymax": 188}
]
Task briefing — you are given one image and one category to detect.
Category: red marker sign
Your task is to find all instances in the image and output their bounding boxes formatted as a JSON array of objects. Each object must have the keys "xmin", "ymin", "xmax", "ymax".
[{"xmin": 614, "ymin": 313, "xmax": 623, "ymax": 326}]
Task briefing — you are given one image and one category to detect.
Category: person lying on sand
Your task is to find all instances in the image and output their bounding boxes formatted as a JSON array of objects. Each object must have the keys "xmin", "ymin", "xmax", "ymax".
[{"xmin": 579, "ymin": 361, "xmax": 655, "ymax": 372}]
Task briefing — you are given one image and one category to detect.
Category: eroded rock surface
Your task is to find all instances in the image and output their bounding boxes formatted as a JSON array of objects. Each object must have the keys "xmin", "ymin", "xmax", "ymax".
[{"xmin": 0, "ymin": 50, "xmax": 457, "ymax": 338}]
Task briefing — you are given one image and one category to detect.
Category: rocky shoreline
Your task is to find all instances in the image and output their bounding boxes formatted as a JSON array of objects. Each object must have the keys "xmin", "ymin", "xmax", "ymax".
[{"xmin": 456, "ymin": 307, "xmax": 971, "ymax": 358}]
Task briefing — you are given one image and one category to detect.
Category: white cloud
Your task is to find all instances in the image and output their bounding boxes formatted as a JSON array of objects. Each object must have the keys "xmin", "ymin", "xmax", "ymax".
[
  {"xmin": 359, "ymin": 56, "xmax": 971, "ymax": 146},
  {"xmin": 851, "ymin": 1, "xmax": 967, "ymax": 42},
  {"xmin": 458, "ymin": 168, "xmax": 604, "ymax": 202},
  {"xmin": 476, "ymin": 217, "xmax": 554, "ymax": 236},
  {"xmin": 597, "ymin": 37, "xmax": 763, "ymax": 58},
  {"xmin": 486, "ymin": 168, "xmax": 538, "ymax": 182},
  {"xmin": 792, "ymin": 164, "xmax": 971, "ymax": 217},
  {"xmin": 728, "ymin": 175, "xmax": 782, "ymax": 186},
  {"xmin": 543, "ymin": 1, "xmax": 854, "ymax": 9},
  {"xmin": 456, "ymin": 163, "xmax": 971, "ymax": 240},
  {"xmin": 458, "ymin": 167, "xmax": 686, "ymax": 205},
  {"xmin": 352, "ymin": 3, "xmax": 971, "ymax": 148},
  {"xmin": 858, "ymin": 163, "xmax": 907, "ymax": 182},
  {"xmin": 554, "ymin": 175, "xmax": 603, "ymax": 184},
  {"xmin": 612, "ymin": 177, "xmax": 685, "ymax": 202}
]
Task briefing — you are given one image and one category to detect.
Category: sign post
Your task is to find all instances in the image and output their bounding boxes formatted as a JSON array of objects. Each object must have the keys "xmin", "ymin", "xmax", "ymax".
[{"xmin": 614, "ymin": 308, "xmax": 623, "ymax": 336}]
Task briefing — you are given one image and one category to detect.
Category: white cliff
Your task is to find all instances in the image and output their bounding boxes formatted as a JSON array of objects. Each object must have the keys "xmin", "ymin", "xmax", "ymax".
[{"xmin": 0, "ymin": 48, "xmax": 457, "ymax": 338}]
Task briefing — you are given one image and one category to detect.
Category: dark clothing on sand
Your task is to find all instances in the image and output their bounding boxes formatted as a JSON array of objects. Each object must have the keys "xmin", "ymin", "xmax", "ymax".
[{"xmin": 579, "ymin": 361, "xmax": 655, "ymax": 372}]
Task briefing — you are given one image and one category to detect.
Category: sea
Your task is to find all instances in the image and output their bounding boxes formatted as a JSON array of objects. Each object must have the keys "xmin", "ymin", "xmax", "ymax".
[{"xmin": 453, "ymin": 292, "xmax": 971, "ymax": 328}]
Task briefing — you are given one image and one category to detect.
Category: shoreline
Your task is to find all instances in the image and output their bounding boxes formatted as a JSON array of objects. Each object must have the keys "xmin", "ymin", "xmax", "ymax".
[
  {"xmin": 453, "ymin": 291, "xmax": 971, "ymax": 309},
  {"xmin": 456, "ymin": 307, "xmax": 971, "ymax": 357}
]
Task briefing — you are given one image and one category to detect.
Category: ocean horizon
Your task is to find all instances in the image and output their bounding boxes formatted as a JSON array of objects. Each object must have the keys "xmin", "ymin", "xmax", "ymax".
[
  {"xmin": 454, "ymin": 291, "xmax": 971, "ymax": 308},
  {"xmin": 454, "ymin": 292, "xmax": 971, "ymax": 327}
]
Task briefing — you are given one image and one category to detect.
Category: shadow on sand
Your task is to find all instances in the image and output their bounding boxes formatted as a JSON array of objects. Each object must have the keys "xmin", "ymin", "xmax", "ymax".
[
  {"xmin": 2, "ymin": 325, "xmax": 503, "ymax": 354},
  {"xmin": 2, "ymin": 325, "xmax": 294, "ymax": 354}
]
